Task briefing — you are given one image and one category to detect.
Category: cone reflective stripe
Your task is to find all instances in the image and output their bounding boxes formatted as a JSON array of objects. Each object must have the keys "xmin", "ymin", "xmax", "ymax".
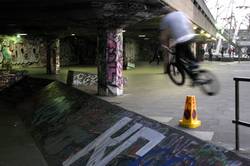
[{"xmin": 179, "ymin": 96, "xmax": 201, "ymax": 128}]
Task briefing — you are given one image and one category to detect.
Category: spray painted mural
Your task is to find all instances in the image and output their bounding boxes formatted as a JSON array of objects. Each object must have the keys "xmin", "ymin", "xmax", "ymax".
[
  {"xmin": 0, "ymin": 36, "xmax": 97, "ymax": 68},
  {"xmin": 67, "ymin": 70, "xmax": 127, "ymax": 89},
  {"xmin": 73, "ymin": 72, "xmax": 98, "ymax": 86},
  {"xmin": 106, "ymin": 29, "xmax": 123, "ymax": 95},
  {"xmin": 0, "ymin": 36, "xmax": 46, "ymax": 66},
  {"xmin": 0, "ymin": 70, "xmax": 27, "ymax": 90}
]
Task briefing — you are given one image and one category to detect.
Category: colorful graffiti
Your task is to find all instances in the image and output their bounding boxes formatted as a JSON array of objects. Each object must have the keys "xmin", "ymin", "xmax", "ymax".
[
  {"xmin": 63, "ymin": 117, "xmax": 165, "ymax": 166},
  {"xmin": 106, "ymin": 29, "xmax": 123, "ymax": 95},
  {"xmin": 0, "ymin": 36, "xmax": 96, "ymax": 68},
  {"xmin": 73, "ymin": 72, "xmax": 98, "ymax": 86},
  {"xmin": 63, "ymin": 115, "xmax": 247, "ymax": 166},
  {"xmin": 68, "ymin": 71, "xmax": 127, "ymax": 88},
  {"xmin": 0, "ymin": 37, "xmax": 44, "ymax": 66},
  {"xmin": 0, "ymin": 70, "xmax": 27, "ymax": 90}
]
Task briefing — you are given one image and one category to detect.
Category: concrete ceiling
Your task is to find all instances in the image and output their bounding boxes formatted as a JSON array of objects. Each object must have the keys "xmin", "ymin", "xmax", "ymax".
[{"xmin": 0, "ymin": 0, "xmax": 169, "ymax": 37}]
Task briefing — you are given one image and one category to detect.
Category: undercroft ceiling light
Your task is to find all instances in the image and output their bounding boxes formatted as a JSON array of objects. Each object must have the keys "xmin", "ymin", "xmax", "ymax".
[
  {"xmin": 205, "ymin": 33, "xmax": 211, "ymax": 38},
  {"xmin": 71, "ymin": 33, "xmax": 76, "ymax": 36},
  {"xmin": 138, "ymin": 34, "xmax": 146, "ymax": 38},
  {"xmin": 18, "ymin": 33, "xmax": 27, "ymax": 36},
  {"xmin": 193, "ymin": 26, "xmax": 198, "ymax": 30},
  {"xmin": 17, "ymin": 33, "xmax": 27, "ymax": 38}
]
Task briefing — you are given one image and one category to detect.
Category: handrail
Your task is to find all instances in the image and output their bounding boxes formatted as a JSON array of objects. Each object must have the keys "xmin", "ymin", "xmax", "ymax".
[
  {"xmin": 232, "ymin": 77, "xmax": 250, "ymax": 151},
  {"xmin": 233, "ymin": 77, "xmax": 250, "ymax": 82}
]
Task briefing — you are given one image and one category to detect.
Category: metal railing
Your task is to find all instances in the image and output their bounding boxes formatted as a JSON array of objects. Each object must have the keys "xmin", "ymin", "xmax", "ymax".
[{"xmin": 232, "ymin": 77, "xmax": 250, "ymax": 150}]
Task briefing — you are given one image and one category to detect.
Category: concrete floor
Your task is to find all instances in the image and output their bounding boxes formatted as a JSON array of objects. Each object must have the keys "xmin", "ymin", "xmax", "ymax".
[
  {"xmin": 22, "ymin": 61, "xmax": 250, "ymax": 155},
  {"xmin": 0, "ymin": 101, "xmax": 48, "ymax": 166}
]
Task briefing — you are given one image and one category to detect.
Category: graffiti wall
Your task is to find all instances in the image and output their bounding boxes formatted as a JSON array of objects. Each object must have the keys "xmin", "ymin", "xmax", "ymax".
[
  {"xmin": 106, "ymin": 29, "xmax": 123, "ymax": 95},
  {"xmin": 8, "ymin": 79, "xmax": 250, "ymax": 166},
  {"xmin": 0, "ymin": 70, "xmax": 27, "ymax": 90},
  {"xmin": 136, "ymin": 40, "xmax": 160, "ymax": 62},
  {"xmin": 0, "ymin": 36, "xmax": 47, "ymax": 66},
  {"xmin": 0, "ymin": 36, "xmax": 97, "ymax": 68}
]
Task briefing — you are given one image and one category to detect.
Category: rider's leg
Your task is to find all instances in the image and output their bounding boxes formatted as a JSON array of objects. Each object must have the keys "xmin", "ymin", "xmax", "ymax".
[
  {"xmin": 176, "ymin": 42, "xmax": 199, "ymax": 81},
  {"xmin": 175, "ymin": 41, "xmax": 197, "ymax": 64},
  {"xmin": 182, "ymin": 41, "xmax": 197, "ymax": 62}
]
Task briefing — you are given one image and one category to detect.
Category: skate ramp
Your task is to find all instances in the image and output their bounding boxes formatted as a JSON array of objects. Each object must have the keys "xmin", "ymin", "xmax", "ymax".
[{"xmin": 2, "ymin": 77, "xmax": 250, "ymax": 166}]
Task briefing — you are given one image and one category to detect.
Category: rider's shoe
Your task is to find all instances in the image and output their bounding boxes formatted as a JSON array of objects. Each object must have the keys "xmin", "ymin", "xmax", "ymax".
[{"xmin": 188, "ymin": 63, "xmax": 199, "ymax": 70}]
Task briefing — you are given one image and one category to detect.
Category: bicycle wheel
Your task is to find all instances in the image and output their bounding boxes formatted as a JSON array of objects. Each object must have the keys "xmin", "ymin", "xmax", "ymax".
[
  {"xmin": 168, "ymin": 62, "xmax": 185, "ymax": 85},
  {"xmin": 196, "ymin": 70, "xmax": 220, "ymax": 96}
]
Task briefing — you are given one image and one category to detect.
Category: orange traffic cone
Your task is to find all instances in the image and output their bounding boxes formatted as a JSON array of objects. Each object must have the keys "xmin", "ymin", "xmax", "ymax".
[{"xmin": 179, "ymin": 96, "xmax": 201, "ymax": 128}]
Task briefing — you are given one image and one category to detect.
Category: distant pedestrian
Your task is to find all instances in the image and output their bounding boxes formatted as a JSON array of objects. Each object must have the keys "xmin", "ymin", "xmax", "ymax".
[
  {"xmin": 232, "ymin": 47, "xmax": 235, "ymax": 56},
  {"xmin": 228, "ymin": 47, "xmax": 232, "ymax": 58},
  {"xmin": 220, "ymin": 47, "xmax": 225, "ymax": 58},
  {"xmin": 208, "ymin": 46, "xmax": 213, "ymax": 61},
  {"xmin": 247, "ymin": 48, "xmax": 250, "ymax": 59},
  {"xmin": 149, "ymin": 44, "xmax": 161, "ymax": 65},
  {"xmin": 197, "ymin": 45, "xmax": 205, "ymax": 62}
]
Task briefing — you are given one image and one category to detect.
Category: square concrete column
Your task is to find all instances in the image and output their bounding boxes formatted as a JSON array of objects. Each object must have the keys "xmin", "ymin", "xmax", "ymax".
[
  {"xmin": 97, "ymin": 29, "xmax": 123, "ymax": 96},
  {"xmin": 46, "ymin": 38, "xmax": 60, "ymax": 75}
]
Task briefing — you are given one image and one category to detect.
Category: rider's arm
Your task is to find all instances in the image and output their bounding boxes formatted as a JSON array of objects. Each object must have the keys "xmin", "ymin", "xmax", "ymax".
[{"xmin": 159, "ymin": 28, "xmax": 170, "ymax": 44}]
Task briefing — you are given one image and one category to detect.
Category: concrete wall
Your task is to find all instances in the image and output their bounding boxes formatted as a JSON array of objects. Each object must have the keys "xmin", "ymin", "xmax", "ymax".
[
  {"xmin": 59, "ymin": 37, "xmax": 97, "ymax": 66},
  {"xmin": 124, "ymin": 39, "xmax": 139, "ymax": 68},
  {"xmin": 0, "ymin": 36, "xmax": 97, "ymax": 68},
  {"xmin": 135, "ymin": 40, "xmax": 155, "ymax": 62},
  {"xmin": 162, "ymin": 0, "xmax": 217, "ymax": 36},
  {"xmin": 0, "ymin": 36, "xmax": 47, "ymax": 67}
]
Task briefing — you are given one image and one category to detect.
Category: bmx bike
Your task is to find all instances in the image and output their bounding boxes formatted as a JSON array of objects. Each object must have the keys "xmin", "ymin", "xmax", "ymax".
[{"xmin": 162, "ymin": 45, "xmax": 220, "ymax": 96}]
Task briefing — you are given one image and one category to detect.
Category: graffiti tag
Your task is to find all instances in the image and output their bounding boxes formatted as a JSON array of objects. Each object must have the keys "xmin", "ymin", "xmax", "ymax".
[{"xmin": 62, "ymin": 117, "xmax": 165, "ymax": 166}]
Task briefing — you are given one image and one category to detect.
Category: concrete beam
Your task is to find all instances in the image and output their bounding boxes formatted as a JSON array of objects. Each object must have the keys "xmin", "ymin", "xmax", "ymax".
[{"xmin": 161, "ymin": 0, "xmax": 217, "ymax": 36}]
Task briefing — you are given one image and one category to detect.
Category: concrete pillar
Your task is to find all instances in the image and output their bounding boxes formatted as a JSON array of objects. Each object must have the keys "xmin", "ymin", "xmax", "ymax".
[
  {"xmin": 97, "ymin": 29, "xmax": 123, "ymax": 96},
  {"xmin": 47, "ymin": 38, "xmax": 60, "ymax": 74},
  {"xmin": 196, "ymin": 42, "xmax": 203, "ymax": 61}
]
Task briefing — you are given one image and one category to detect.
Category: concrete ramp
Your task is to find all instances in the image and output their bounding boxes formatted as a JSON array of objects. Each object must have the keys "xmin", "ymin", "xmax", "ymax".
[{"xmin": 3, "ymin": 77, "xmax": 250, "ymax": 166}]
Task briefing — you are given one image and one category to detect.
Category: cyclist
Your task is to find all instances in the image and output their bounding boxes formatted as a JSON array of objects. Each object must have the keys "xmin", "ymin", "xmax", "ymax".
[{"xmin": 159, "ymin": 10, "xmax": 198, "ymax": 69}]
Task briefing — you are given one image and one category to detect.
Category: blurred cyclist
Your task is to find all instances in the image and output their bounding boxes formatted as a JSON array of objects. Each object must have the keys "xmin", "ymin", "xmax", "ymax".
[{"xmin": 159, "ymin": 10, "xmax": 198, "ymax": 66}]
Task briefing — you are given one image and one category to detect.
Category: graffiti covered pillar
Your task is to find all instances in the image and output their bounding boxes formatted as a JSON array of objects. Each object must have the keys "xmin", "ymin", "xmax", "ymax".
[
  {"xmin": 97, "ymin": 29, "xmax": 123, "ymax": 96},
  {"xmin": 47, "ymin": 38, "xmax": 60, "ymax": 74}
]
